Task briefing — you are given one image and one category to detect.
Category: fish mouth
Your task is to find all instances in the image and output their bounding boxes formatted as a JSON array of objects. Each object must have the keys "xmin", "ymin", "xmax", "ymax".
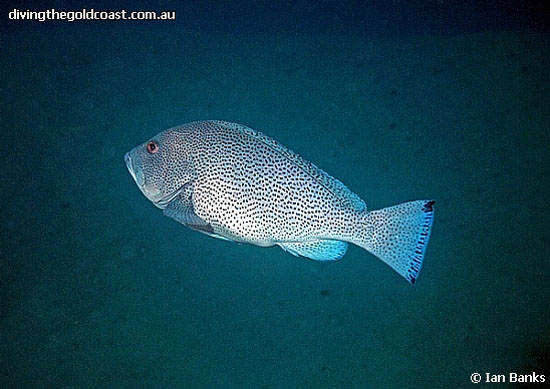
[
  {"xmin": 124, "ymin": 152, "xmax": 140, "ymax": 184},
  {"xmin": 124, "ymin": 152, "xmax": 183, "ymax": 209},
  {"xmin": 125, "ymin": 152, "xmax": 146, "ymax": 189},
  {"xmin": 124, "ymin": 152, "xmax": 156, "ymax": 203}
]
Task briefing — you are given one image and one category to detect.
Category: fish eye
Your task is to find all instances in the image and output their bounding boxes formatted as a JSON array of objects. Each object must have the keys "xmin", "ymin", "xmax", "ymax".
[{"xmin": 146, "ymin": 141, "xmax": 159, "ymax": 154}]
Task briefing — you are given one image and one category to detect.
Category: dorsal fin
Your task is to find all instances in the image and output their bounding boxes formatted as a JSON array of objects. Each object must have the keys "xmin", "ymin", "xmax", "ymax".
[{"xmin": 217, "ymin": 121, "xmax": 367, "ymax": 212}]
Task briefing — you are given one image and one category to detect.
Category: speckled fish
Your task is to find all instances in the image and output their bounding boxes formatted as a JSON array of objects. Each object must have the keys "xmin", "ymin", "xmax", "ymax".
[{"xmin": 125, "ymin": 120, "xmax": 434, "ymax": 283}]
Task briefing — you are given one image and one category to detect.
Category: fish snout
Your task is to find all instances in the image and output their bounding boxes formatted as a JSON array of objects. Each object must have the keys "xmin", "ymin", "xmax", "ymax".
[
  {"xmin": 124, "ymin": 150, "xmax": 164, "ymax": 205},
  {"xmin": 124, "ymin": 152, "xmax": 132, "ymax": 171},
  {"xmin": 124, "ymin": 152, "xmax": 145, "ymax": 187}
]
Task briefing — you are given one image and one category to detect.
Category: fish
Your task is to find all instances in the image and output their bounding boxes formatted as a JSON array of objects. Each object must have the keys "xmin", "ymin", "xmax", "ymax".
[{"xmin": 124, "ymin": 120, "xmax": 434, "ymax": 284}]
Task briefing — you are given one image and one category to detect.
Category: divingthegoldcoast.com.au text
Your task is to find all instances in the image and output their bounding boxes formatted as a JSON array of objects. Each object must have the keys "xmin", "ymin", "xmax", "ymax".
[{"xmin": 8, "ymin": 8, "xmax": 176, "ymax": 22}]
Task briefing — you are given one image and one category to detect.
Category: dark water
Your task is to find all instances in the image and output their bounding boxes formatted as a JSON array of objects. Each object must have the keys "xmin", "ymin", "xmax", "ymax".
[{"xmin": 1, "ymin": 1, "xmax": 549, "ymax": 388}]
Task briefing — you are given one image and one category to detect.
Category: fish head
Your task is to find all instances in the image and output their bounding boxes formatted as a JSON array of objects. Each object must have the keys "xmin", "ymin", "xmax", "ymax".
[{"xmin": 125, "ymin": 129, "xmax": 194, "ymax": 209}]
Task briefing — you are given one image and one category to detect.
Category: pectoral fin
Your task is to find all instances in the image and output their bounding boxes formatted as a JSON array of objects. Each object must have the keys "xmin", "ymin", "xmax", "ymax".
[{"xmin": 163, "ymin": 192, "xmax": 214, "ymax": 234}]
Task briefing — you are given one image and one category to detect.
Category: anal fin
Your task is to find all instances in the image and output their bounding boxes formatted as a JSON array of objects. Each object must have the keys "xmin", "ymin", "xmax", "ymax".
[{"xmin": 278, "ymin": 240, "xmax": 348, "ymax": 261}]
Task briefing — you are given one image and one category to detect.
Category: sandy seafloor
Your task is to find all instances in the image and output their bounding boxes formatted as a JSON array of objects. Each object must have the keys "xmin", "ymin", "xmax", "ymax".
[{"xmin": 1, "ymin": 25, "xmax": 549, "ymax": 388}]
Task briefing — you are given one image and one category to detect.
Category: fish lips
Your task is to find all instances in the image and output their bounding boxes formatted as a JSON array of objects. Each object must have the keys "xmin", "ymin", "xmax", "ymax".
[
  {"xmin": 124, "ymin": 152, "xmax": 145, "ymax": 187},
  {"xmin": 124, "ymin": 151, "xmax": 162, "ymax": 206},
  {"xmin": 124, "ymin": 151, "xmax": 179, "ymax": 209}
]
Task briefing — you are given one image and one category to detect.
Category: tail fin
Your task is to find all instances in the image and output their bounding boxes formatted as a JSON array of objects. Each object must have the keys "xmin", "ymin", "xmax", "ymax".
[{"xmin": 356, "ymin": 200, "xmax": 434, "ymax": 284}]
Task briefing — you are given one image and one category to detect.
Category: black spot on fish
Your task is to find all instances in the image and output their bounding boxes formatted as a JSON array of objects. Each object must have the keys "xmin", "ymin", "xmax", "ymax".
[
  {"xmin": 320, "ymin": 289, "xmax": 330, "ymax": 296},
  {"xmin": 388, "ymin": 122, "xmax": 397, "ymax": 130}
]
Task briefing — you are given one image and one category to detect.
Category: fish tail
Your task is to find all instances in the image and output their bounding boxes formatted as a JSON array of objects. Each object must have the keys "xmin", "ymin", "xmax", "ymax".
[{"xmin": 355, "ymin": 200, "xmax": 434, "ymax": 284}]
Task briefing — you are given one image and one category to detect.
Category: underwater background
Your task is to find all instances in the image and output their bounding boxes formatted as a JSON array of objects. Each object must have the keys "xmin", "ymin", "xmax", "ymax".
[{"xmin": 1, "ymin": 1, "xmax": 549, "ymax": 387}]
